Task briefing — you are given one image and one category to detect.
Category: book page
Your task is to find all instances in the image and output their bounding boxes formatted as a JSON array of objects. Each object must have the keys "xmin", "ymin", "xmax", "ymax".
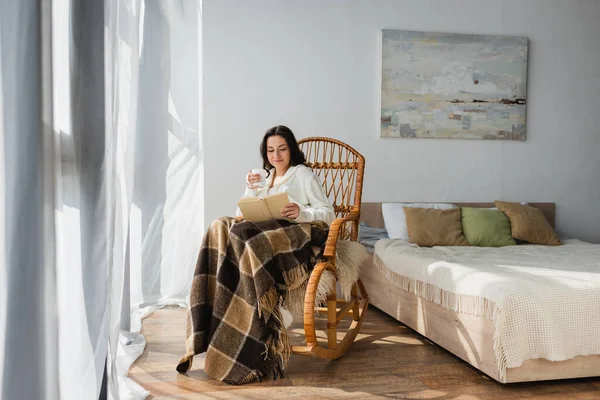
[
  {"xmin": 263, "ymin": 192, "xmax": 290, "ymax": 220},
  {"xmin": 237, "ymin": 197, "xmax": 271, "ymax": 221}
]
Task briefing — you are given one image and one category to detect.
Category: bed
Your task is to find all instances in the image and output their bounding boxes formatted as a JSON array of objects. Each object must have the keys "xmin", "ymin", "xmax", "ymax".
[{"xmin": 359, "ymin": 202, "xmax": 600, "ymax": 383}]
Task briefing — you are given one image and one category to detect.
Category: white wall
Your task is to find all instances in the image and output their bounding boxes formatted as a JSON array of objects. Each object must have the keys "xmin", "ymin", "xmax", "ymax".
[{"xmin": 203, "ymin": 0, "xmax": 600, "ymax": 243}]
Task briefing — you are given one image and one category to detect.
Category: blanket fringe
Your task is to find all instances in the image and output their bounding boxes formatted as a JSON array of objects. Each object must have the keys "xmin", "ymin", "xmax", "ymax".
[
  {"xmin": 373, "ymin": 255, "xmax": 507, "ymax": 381},
  {"xmin": 258, "ymin": 263, "xmax": 313, "ymax": 321},
  {"xmin": 257, "ymin": 288, "xmax": 279, "ymax": 322},
  {"xmin": 283, "ymin": 264, "xmax": 311, "ymax": 290},
  {"xmin": 284, "ymin": 280, "xmax": 308, "ymax": 321},
  {"xmin": 281, "ymin": 262, "xmax": 312, "ymax": 320},
  {"xmin": 252, "ymin": 265, "xmax": 308, "ymax": 382},
  {"xmin": 237, "ymin": 305, "xmax": 291, "ymax": 385}
]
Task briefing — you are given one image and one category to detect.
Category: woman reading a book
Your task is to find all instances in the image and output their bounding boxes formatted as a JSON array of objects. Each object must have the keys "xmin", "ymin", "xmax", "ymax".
[
  {"xmin": 178, "ymin": 125, "xmax": 334, "ymax": 385},
  {"xmin": 240, "ymin": 125, "xmax": 335, "ymax": 224}
]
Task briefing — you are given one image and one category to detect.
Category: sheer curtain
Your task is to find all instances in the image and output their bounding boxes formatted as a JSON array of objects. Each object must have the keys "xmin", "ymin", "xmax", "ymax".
[
  {"xmin": 1, "ymin": 0, "xmax": 202, "ymax": 399},
  {"xmin": 112, "ymin": 0, "xmax": 203, "ymax": 397},
  {"xmin": 0, "ymin": 1, "xmax": 58, "ymax": 399}
]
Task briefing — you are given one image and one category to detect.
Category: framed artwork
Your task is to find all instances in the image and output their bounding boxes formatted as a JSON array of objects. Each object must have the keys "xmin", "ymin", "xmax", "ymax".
[{"xmin": 380, "ymin": 30, "xmax": 528, "ymax": 140}]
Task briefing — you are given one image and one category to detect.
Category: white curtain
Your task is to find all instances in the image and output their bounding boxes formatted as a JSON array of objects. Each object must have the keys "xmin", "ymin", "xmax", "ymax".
[
  {"xmin": 0, "ymin": 1, "xmax": 58, "ymax": 399},
  {"xmin": 1, "ymin": 0, "xmax": 202, "ymax": 399}
]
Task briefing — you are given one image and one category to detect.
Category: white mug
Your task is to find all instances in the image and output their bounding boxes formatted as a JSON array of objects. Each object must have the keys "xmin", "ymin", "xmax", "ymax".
[{"xmin": 251, "ymin": 168, "xmax": 267, "ymax": 188}]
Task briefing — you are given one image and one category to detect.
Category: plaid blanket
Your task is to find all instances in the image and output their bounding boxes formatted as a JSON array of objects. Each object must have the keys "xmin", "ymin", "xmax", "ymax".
[{"xmin": 176, "ymin": 216, "xmax": 328, "ymax": 384}]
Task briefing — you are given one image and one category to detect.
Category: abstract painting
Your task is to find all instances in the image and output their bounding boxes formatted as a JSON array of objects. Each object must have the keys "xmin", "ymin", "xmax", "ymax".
[{"xmin": 380, "ymin": 30, "xmax": 528, "ymax": 140}]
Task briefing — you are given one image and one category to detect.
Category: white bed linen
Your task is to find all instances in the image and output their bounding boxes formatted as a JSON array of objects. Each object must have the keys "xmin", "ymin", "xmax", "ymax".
[{"xmin": 374, "ymin": 239, "xmax": 600, "ymax": 380}]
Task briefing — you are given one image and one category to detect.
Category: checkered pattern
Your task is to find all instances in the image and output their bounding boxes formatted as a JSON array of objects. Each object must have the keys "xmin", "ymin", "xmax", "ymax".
[{"xmin": 176, "ymin": 217, "xmax": 328, "ymax": 384}]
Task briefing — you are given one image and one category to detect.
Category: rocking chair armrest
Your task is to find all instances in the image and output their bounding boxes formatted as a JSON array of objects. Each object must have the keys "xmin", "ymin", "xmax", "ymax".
[{"xmin": 323, "ymin": 211, "xmax": 360, "ymax": 258}]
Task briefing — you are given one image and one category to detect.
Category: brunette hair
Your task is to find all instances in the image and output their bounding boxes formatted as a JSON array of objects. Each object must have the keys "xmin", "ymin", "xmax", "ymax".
[{"xmin": 260, "ymin": 125, "xmax": 306, "ymax": 176}]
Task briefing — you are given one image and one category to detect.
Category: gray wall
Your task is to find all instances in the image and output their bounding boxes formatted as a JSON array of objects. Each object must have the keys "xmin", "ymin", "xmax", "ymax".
[{"xmin": 203, "ymin": 0, "xmax": 600, "ymax": 243}]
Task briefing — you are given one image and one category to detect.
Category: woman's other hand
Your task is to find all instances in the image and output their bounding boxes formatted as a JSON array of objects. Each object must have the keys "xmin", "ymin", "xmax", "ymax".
[
  {"xmin": 246, "ymin": 170, "xmax": 262, "ymax": 189},
  {"xmin": 281, "ymin": 203, "xmax": 300, "ymax": 220}
]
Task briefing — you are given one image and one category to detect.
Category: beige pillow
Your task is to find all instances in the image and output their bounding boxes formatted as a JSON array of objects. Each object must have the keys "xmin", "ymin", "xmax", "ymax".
[
  {"xmin": 494, "ymin": 201, "xmax": 560, "ymax": 245},
  {"xmin": 404, "ymin": 207, "xmax": 469, "ymax": 247}
]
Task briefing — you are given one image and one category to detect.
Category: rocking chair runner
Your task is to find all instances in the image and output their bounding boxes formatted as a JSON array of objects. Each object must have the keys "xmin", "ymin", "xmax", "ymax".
[{"xmin": 292, "ymin": 137, "xmax": 369, "ymax": 360}]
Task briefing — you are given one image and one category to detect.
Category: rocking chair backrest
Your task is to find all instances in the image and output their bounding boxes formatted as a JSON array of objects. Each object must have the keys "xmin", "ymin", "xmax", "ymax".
[{"xmin": 298, "ymin": 137, "xmax": 365, "ymax": 239}]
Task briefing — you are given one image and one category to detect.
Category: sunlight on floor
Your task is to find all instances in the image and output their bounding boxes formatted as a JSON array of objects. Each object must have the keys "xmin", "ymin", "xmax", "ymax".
[
  {"xmin": 130, "ymin": 308, "xmax": 600, "ymax": 400},
  {"xmin": 154, "ymin": 386, "xmax": 452, "ymax": 400}
]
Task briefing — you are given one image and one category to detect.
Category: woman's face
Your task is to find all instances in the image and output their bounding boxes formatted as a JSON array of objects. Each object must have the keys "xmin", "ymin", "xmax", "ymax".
[{"xmin": 266, "ymin": 135, "xmax": 291, "ymax": 170}]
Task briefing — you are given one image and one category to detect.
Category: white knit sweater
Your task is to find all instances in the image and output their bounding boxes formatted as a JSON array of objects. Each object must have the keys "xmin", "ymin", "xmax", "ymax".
[{"xmin": 237, "ymin": 164, "xmax": 335, "ymax": 224}]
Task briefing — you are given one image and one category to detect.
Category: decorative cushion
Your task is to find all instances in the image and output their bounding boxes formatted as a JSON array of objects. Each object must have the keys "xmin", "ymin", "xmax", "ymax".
[
  {"xmin": 404, "ymin": 207, "xmax": 469, "ymax": 247},
  {"xmin": 494, "ymin": 201, "xmax": 561, "ymax": 245},
  {"xmin": 461, "ymin": 207, "xmax": 516, "ymax": 247},
  {"xmin": 382, "ymin": 202, "xmax": 457, "ymax": 240}
]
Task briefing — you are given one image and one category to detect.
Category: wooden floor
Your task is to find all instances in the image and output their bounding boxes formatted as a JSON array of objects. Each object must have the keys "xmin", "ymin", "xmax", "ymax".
[{"xmin": 129, "ymin": 306, "xmax": 600, "ymax": 399}]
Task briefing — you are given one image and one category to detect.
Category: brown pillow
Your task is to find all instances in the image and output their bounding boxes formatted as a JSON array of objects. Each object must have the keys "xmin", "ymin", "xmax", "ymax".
[
  {"xmin": 494, "ymin": 201, "xmax": 560, "ymax": 245},
  {"xmin": 404, "ymin": 207, "xmax": 469, "ymax": 247}
]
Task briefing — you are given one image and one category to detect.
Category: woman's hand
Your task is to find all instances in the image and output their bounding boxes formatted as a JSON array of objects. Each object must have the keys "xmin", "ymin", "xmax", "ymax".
[
  {"xmin": 281, "ymin": 203, "xmax": 300, "ymax": 220},
  {"xmin": 246, "ymin": 170, "xmax": 262, "ymax": 189}
]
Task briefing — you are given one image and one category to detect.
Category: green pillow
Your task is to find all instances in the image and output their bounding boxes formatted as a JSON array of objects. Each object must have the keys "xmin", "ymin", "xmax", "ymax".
[{"xmin": 461, "ymin": 207, "xmax": 516, "ymax": 247}]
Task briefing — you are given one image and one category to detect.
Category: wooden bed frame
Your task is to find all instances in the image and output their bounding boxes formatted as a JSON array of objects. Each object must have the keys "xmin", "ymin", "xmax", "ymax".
[{"xmin": 359, "ymin": 202, "xmax": 600, "ymax": 383}]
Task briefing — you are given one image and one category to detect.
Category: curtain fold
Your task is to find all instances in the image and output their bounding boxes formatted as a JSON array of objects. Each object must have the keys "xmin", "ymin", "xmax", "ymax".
[
  {"xmin": 0, "ymin": 0, "xmax": 58, "ymax": 399},
  {"xmin": 105, "ymin": 0, "xmax": 143, "ymax": 398},
  {"xmin": 58, "ymin": 0, "xmax": 113, "ymax": 397}
]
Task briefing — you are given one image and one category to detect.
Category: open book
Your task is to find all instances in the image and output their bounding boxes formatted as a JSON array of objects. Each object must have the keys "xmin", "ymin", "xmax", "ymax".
[{"xmin": 237, "ymin": 192, "xmax": 291, "ymax": 222}]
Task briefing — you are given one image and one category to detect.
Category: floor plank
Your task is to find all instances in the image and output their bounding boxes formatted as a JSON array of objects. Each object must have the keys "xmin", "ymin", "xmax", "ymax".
[{"xmin": 129, "ymin": 306, "xmax": 600, "ymax": 399}]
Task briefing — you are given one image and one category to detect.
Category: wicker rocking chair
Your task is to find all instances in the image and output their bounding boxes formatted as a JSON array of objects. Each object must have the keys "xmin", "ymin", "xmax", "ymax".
[{"xmin": 292, "ymin": 137, "xmax": 369, "ymax": 360}]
